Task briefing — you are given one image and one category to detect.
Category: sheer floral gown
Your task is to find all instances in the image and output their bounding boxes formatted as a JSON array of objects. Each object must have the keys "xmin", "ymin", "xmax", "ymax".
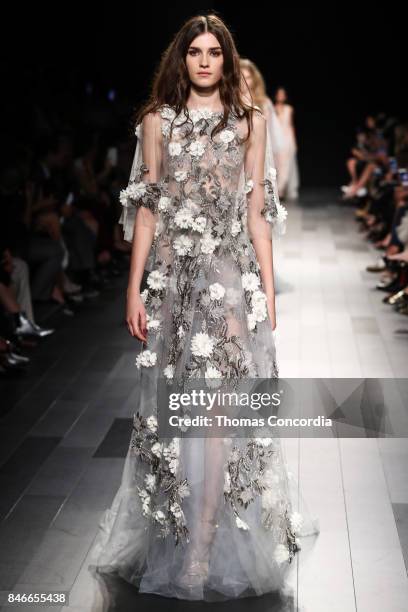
[{"xmin": 90, "ymin": 105, "xmax": 318, "ymax": 601}]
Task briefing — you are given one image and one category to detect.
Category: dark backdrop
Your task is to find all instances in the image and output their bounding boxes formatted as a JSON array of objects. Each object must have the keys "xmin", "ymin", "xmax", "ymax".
[{"xmin": 1, "ymin": 2, "xmax": 407, "ymax": 187}]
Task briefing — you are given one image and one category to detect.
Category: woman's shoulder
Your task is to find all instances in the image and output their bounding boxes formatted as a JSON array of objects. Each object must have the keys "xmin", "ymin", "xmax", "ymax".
[
  {"xmin": 263, "ymin": 96, "xmax": 274, "ymax": 111},
  {"xmin": 251, "ymin": 105, "xmax": 267, "ymax": 127},
  {"xmin": 134, "ymin": 109, "xmax": 164, "ymax": 141}
]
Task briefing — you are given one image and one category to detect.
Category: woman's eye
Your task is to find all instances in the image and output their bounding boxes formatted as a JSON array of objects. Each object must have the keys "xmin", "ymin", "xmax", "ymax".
[{"xmin": 188, "ymin": 50, "xmax": 222, "ymax": 57}]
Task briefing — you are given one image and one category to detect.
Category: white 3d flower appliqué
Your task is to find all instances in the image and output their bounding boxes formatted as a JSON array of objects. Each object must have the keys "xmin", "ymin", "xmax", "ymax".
[
  {"xmin": 235, "ymin": 516, "xmax": 249, "ymax": 530},
  {"xmin": 147, "ymin": 270, "xmax": 167, "ymax": 291},
  {"xmin": 191, "ymin": 332, "xmax": 215, "ymax": 358},
  {"xmin": 135, "ymin": 350, "xmax": 157, "ymax": 369},
  {"xmin": 146, "ymin": 315, "xmax": 161, "ymax": 331},
  {"xmin": 173, "ymin": 235, "xmax": 193, "ymax": 256},
  {"xmin": 219, "ymin": 129, "xmax": 235, "ymax": 144},
  {"xmin": 242, "ymin": 272, "xmax": 260, "ymax": 292},
  {"xmin": 151, "ymin": 442, "xmax": 163, "ymax": 458},
  {"xmin": 158, "ymin": 196, "xmax": 171, "ymax": 212},
  {"xmin": 200, "ymin": 233, "xmax": 220, "ymax": 255},
  {"xmin": 276, "ymin": 201, "xmax": 288, "ymax": 224},
  {"xmin": 146, "ymin": 415, "xmax": 158, "ymax": 432},
  {"xmin": 189, "ymin": 109, "xmax": 203, "ymax": 124},
  {"xmin": 144, "ymin": 474, "xmax": 156, "ymax": 492},
  {"xmin": 160, "ymin": 106, "xmax": 176, "ymax": 121},
  {"xmin": 205, "ymin": 365, "xmax": 223, "ymax": 388},
  {"xmin": 191, "ymin": 216, "xmax": 207, "ymax": 233},
  {"xmin": 163, "ymin": 364, "xmax": 175, "ymax": 379},
  {"xmin": 174, "ymin": 209, "xmax": 194, "ymax": 229},
  {"xmin": 231, "ymin": 220, "xmax": 241, "ymax": 236},
  {"xmin": 209, "ymin": 282, "xmax": 225, "ymax": 300},
  {"xmin": 119, "ymin": 182, "xmax": 147, "ymax": 206},
  {"xmin": 267, "ymin": 166, "xmax": 277, "ymax": 180},
  {"xmin": 152, "ymin": 509, "xmax": 166, "ymax": 524},
  {"xmin": 289, "ymin": 511, "xmax": 304, "ymax": 534},
  {"xmin": 244, "ymin": 179, "xmax": 254, "ymax": 194},
  {"xmin": 188, "ymin": 140, "xmax": 206, "ymax": 157},
  {"xmin": 247, "ymin": 311, "xmax": 257, "ymax": 331},
  {"xmin": 274, "ymin": 543, "xmax": 290, "ymax": 564},
  {"xmin": 174, "ymin": 170, "xmax": 188, "ymax": 182},
  {"xmin": 169, "ymin": 142, "xmax": 182, "ymax": 157}
]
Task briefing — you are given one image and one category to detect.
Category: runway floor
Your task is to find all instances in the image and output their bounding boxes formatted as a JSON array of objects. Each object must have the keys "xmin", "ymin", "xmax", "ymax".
[{"xmin": 0, "ymin": 188, "xmax": 407, "ymax": 611}]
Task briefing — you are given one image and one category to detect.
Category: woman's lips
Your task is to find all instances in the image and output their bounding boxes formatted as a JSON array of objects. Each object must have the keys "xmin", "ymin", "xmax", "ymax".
[{"xmin": 197, "ymin": 72, "xmax": 211, "ymax": 76}]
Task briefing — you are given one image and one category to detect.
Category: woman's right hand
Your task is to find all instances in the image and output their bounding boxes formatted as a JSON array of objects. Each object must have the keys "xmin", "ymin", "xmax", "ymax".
[
  {"xmin": 266, "ymin": 295, "xmax": 277, "ymax": 331},
  {"xmin": 126, "ymin": 292, "xmax": 147, "ymax": 344}
]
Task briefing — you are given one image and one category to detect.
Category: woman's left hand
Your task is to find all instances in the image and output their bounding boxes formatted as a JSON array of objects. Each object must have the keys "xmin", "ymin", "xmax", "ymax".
[{"xmin": 266, "ymin": 296, "xmax": 276, "ymax": 331}]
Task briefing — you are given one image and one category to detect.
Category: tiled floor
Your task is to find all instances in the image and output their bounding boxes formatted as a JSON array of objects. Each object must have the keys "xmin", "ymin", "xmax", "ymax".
[{"xmin": 0, "ymin": 189, "xmax": 407, "ymax": 611}]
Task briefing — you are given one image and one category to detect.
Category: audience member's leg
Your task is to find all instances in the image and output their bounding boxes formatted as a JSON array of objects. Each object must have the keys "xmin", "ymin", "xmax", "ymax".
[
  {"xmin": 27, "ymin": 235, "xmax": 64, "ymax": 301},
  {"xmin": 62, "ymin": 214, "xmax": 96, "ymax": 280},
  {"xmin": 10, "ymin": 257, "xmax": 34, "ymax": 322}
]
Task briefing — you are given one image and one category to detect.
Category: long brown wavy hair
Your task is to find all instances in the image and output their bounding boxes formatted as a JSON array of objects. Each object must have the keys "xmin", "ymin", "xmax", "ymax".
[{"xmin": 133, "ymin": 14, "xmax": 256, "ymax": 141}]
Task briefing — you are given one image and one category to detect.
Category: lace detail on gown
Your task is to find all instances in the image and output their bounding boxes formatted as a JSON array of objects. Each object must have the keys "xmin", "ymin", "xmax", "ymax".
[{"xmin": 90, "ymin": 105, "xmax": 318, "ymax": 602}]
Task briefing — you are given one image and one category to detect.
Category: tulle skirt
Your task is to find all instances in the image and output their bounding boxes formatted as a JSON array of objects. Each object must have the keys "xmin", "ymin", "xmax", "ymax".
[{"xmin": 88, "ymin": 242, "xmax": 319, "ymax": 602}]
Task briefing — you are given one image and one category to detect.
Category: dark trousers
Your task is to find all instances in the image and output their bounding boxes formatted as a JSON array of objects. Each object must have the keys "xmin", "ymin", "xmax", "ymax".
[{"xmin": 27, "ymin": 234, "xmax": 64, "ymax": 301}]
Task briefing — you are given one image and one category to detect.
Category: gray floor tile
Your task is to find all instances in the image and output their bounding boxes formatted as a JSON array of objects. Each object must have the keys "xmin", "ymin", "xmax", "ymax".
[
  {"xmin": 351, "ymin": 316, "xmax": 380, "ymax": 335},
  {"xmin": 392, "ymin": 503, "xmax": 408, "ymax": 573},
  {"xmin": 93, "ymin": 418, "xmax": 132, "ymax": 458}
]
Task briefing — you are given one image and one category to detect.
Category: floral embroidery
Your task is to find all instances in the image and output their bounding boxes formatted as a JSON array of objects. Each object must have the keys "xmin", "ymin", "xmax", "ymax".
[
  {"xmin": 130, "ymin": 412, "xmax": 190, "ymax": 544},
  {"xmin": 135, "ymin": 350, "xmax": 157, "ymax": 369},
  {"xmin": 120, "ymin": 105, "xmax": 289, "ymax": 554},
  {"xmin": 224, "ymin": 439, "xmax": 301, "ymax": 563},
  {"xmin": 119, "ymin": 164, "xmax": 165, "ymax": 216}
]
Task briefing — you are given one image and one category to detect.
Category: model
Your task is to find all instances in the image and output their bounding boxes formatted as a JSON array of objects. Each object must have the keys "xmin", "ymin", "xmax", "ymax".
[
  {"xmin": 274, "ymin": 86, "xmax": 300, "ymax": 201},
  {"xmin": 89, "ymin": 14, "xmax": 317, "ymax": 602}
]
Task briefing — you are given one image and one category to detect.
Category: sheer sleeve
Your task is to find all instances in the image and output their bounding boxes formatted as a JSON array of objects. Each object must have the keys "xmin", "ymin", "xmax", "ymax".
[
  {"xmin": 119, "ymin": 111, "xmax": 164, "ymax": 243},
  {"xmin": 244, "ymin": 110, "xmax": 288, "ymax": 241}
]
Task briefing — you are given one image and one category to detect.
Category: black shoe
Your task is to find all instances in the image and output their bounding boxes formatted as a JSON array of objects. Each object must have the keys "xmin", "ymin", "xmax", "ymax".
[
  {"xmin": 4, "ymin": 340, "xmax": 30, "ymax": 364},
  {"xmin": 0, "ymin": 347, "xmax": 30, "ymax": 370},
  {"xmin": 376, "ymin": 279, "xmax": 403, "ymax": 293}
]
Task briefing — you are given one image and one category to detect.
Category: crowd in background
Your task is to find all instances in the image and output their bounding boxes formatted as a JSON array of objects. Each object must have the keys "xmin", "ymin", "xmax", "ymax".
[
  {"xmin": 3, "ymin": 89, "xmax": 408, "ymax": 375},
  {"xmin": 341, "ymin": 113, "xmax": 408, "ymax": 318},
  {"xmin": 0, "ymin": 88, "xmax": 135, "ymax": 375}
]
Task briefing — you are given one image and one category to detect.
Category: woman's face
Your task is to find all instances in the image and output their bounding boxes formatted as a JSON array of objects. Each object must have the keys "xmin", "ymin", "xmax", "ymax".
[
  {"xmin": 275, "ymin": 88, "xmax": 287, "ymax": 103},
  {"xmin": 241, "ymin": 67, "xmax": 254, "ymax": 91},
  {"xmin": 366, "ymin": 115, "xmax": 376, "ymax": 130},
  {"xmin": 186, "ymin": 32, "xmax": 224, "ymax": 89}
]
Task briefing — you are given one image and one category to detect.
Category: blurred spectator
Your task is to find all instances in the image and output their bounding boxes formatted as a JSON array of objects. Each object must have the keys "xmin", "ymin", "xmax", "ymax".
[
  {"xmin": 341, "ymin": 113, "xmax": 408, "ymax": 320},
  {"xmin": 0, "ymin": 90, "xmax": 134, "ymax": 377}
]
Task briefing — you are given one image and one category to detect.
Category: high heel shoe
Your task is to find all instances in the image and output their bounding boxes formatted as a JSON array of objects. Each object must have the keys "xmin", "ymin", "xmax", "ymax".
[{"xmin": 175, "ymin": 518, "xmax": 218, "ymax": 594}]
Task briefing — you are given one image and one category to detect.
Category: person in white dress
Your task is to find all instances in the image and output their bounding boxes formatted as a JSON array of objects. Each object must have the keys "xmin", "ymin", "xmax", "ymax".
[
  {"xmin": 274, "ymin": 87, "xmax": 300, "ymax": 201},
  {"xmin": 240, "ymin": 58, "xmax": 285, "ymax": 182},
  {"xmin": 240, "ymin": 59, "xmax": 291, "ymax": 294},
  {"xmin": 89, "ymin": 14, "xmax": 318, "ymax": 603}
]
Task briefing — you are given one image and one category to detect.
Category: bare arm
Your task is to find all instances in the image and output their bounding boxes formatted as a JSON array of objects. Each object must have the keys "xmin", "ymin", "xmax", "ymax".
[{"xmin": 126, "ymin": 112, "xmax": 162, "ymax": 342}]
